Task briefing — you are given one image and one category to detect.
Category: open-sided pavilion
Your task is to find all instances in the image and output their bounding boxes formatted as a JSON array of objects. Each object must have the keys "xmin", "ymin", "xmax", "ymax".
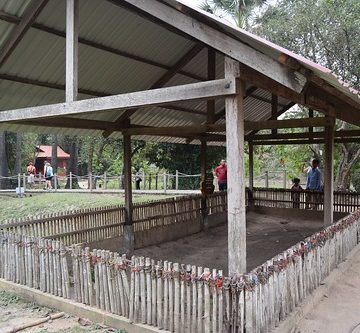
[{"xmin": 0, "ymin": 0, "xmax": 360, "ymax": 277}]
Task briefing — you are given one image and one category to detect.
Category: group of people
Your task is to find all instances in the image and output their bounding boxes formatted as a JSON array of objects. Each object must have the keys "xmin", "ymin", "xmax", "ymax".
[
  {"xmin": 26, "ymin": 161, "xmax": 54, "ymax": 190},
  {"xmin": 213, "ymin": 157, "xmax": 323, "ymax": 210},
  {"xmin": 291, "ymin": 159, "xmax": 322, "ymax": 209}
]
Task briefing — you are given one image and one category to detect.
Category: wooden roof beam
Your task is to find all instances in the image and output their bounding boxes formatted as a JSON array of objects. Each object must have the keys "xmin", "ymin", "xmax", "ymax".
[
  {"xmin": 0, "ymin": 0, "xmax": 49, "ymax": 67},
  {"xmin": 0, "ymin": 78, "xmax": 236, "ymax": 122},
  {"xmin": 0, "ymin": 10, "xmax": 204, "ymax": 82},
  {"xmin": 0, "ymin": 73, "xmax": 107, "ymax": 97},
  {"xmin": 118, "ymin": 0, "xmax": 307, "ymax": 93},
  {"xmin": 102, "ymin": 43, "xmax": 205, "ymax": 138}
]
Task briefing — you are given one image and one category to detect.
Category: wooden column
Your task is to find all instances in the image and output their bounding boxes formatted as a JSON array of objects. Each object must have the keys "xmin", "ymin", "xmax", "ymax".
[
  {"xmin": 207, "ymin": 48, "xmax": 216, "ymax": 124},
  {"xmin": 248, "ymin": 142, "xmax": 254, "ymax": 191},
  {"xmin": 200, "ymin": 139, "xmax": 207, "ymax": 181},
  {"xmin": 324, "ymin": 120, "xmax": 334, "ymax": 226},
  {"xmin": 271, "ymin": 94, "xmax": 278, "ymax": 135},
  {"xmin": 225, "ymin": 57, "xmax": 246, "ymax": 276},
  {"xmin": 123, "ymin": 134, "xmax": 134, "ymax": 255},
  {"xmin": 200, "ymin": 139, "xmax": 208, "ymax": 230},
  {"xmin": 308, "ymin": 109, "xmax": 314, "ymax": 135},
  {"xmin": 66, "ymin": 0, "xmax": 78, "ymax": 102}
]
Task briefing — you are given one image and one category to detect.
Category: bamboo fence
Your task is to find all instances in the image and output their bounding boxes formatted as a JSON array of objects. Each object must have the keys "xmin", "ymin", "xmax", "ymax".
[
  {"xmin": 1, "ymin": 208, "xmax": 360, "ymax": 332},
  {"xmin": 0, "ymin": 195, "xmax": 209, "ymax": 245},
  {"xmin": 252, "ymin": 188, "xmax": 360, "ymax": 213}
]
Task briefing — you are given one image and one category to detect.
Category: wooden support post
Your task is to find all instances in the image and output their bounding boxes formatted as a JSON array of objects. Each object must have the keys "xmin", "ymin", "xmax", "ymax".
[
  {"xmin": 271, "ymin": 95, "xmax": 278, "ymax": 135},
  {"xmin": 54, "ymin": 173, "xmax": 58, "ymax": 191},
  {"xmin": 225, "ymin": 57, "xmax": 246, "ymax": 276},
  {"xmin": 66, "ymin": 0, "xmax": 78, "ymax": 103},
  {"xmin": 207, "ymin": 48, "xmax": 216, "ymax": 124},
  {"xmin": 309, "ymin": 109, "xmax": 314, "ymax": 135},
  {"xmin": 17, "ymin": 173, "xmax": 21, "ymax": 194},
  {"xmin": 249, "ymin": 142, "xmax": 254, "ymax": 191},
  {"xmin": 200, "ymin": 139, "xmax": 208, "ymax": 230},
  {"xmin": 23, "ymin": 173, "xmax": 26, "ymax": 192},
  {"xmin": 175, "ymin": 170, "xmax": 179, "ymax": 190},
  {"xmin": 103, "ymin": 172, "xmax": 107, "ymax": 190},
  {"xmin": 69, "ymin": 172, "xmax": 72, "ymax": 190},
  {"xmin": 283, "ymin": 170, "xmax": 287, "ymax": 189},
  {"xmin": 248, "ymin": 142, "xmax": 254, "ymax": 209},
  {"xmin": 324, "ymin": 119, "xmax": 334, "ymax": 226},
  {"xmin": 123, "ymin": 134, "xmax": 134, "ymax": 255},
  {"xmin": 265, "ymin": 171, "xmax": 269, "ymax": 188}
]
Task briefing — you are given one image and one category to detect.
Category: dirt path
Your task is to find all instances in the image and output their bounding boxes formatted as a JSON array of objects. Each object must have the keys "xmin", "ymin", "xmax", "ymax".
[
  {"xmin": 135, "ymin": 210, "xmax": 325, "ymax": 272},
  {"xmin": 0, "ymin": 291, "xmax": 125, "ymax": 333}
]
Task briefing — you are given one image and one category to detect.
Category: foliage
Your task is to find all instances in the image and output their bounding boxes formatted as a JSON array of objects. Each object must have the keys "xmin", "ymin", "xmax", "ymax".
[
  {"xmin": 200, "ymin": 0, "xmax": 268, "ymax": 28},
  {"xmin": 251, "ymin": 0, "xmax": 360, "ymax": 189}
]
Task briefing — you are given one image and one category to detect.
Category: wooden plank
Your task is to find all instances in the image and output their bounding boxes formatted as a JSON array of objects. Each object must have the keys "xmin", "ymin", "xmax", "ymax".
[
  {"xmin": 225, "ymin": 57, "xmax": 246, "ymax": 275},
  {"xmin": 123, "ymin": 134, "xmax": 134, "ymax": 256},
  {"xmin": 66, "ymin": 0, "xmax": 78, "ymax": 102},
  {"xmin": 324, "ymin": 121, "xmax": 334, "ymax": 226},
  {"xmin": 271, "ymin": 94, "xmax": 278, "ymax": 135},
  {"xmin": 0, "ymin": 78, "xmax": 236, "ymax": 122},
  {"xmin": 207, "ymin": 48, "xmax": 216, "ymax": 124},
  {"xmin": 120, "ymin": 0, "xmax": 307, "ymax": 93}
]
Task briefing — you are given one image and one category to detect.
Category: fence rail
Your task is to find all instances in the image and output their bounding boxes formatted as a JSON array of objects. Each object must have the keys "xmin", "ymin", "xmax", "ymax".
[
  {"xmin": 0, "ymin": 194, "xmax": 220, "ymax": 245},
  {"xmin": 252, "ymin": 188, "xmax": 360, "ymax": 214},
  {"xmin": 1, "ymin": 208, "xmax": 360, "ymax": 332}
]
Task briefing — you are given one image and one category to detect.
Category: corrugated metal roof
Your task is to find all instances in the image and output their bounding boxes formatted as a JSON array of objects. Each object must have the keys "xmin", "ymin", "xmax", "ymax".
[{"xmin": 0, "ymin": 0, "xmax": 358, "ymax": 146}]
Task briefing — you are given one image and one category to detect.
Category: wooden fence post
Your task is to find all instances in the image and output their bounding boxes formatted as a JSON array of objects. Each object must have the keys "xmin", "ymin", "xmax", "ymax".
[
  {"xmin": 23, "ymin": 173, "xmax": 26, "ymax": 192},
  {"xmin": 176, "ymin": 170, "xmax": 179, "ymax": 190}
]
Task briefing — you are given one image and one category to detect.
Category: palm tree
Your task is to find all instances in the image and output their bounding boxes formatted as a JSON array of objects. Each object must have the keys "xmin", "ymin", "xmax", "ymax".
[{"xmin": 200, "ymin": 0, "xmax": 267, "ymax": 28}]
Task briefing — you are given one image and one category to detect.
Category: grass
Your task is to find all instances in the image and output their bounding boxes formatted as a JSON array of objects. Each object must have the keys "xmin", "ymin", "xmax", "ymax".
[{"xmin": 0, "ymin": 193, "xmax": 171, "ymax": 223}]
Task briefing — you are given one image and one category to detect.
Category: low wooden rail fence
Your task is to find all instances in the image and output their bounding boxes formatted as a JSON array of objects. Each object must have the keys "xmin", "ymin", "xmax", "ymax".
[
  {"xmin": 1, "ymin": 208, "xmax": 360, "ymax": 332},
  {"xmin": 252, "ymin": 188, "xmax": 360, "ymax": 213},
  {"xmin": 0, "ymin": 194, "xmax": 223, "ymax": 245}
]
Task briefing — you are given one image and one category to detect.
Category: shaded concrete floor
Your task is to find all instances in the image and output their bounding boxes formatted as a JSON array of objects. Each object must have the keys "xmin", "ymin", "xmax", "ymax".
[{"xmin": 134, "ymin": 208, "xmax": 343, "ymax": 272}]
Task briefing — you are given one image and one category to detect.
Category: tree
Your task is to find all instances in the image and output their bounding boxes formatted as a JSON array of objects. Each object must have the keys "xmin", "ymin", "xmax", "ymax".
[
  {"xmin": 0, "ymin": 132, "xmax": 9, "ymax": 189},
  {"xmin": 252, "ymin": 0, "xmax": 360, "ymax": 190},
  {"xmin": 200, "ymin": 0, "xmax": 268, "ymax": 28}
]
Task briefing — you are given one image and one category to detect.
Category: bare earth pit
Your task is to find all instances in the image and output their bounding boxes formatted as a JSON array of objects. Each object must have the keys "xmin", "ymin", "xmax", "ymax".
[{"xmin": 134, "ymin": 209, "xmax": 335, "ymax": 272}]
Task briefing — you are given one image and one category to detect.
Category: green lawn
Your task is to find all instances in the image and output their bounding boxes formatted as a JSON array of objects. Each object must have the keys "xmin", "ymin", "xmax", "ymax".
[{"xmin": 0, "ymin": 193, "xmax": 171, "ymax": 223}]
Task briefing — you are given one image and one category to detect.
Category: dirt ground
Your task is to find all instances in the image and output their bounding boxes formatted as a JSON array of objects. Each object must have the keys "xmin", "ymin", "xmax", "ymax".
[
  {"xmin": 0, "ymin": 291, "xmax": 125, "ymax": 333},
  {"xmin": 134, "ymin": 209, "xmax": 330, "ymax": 272}
]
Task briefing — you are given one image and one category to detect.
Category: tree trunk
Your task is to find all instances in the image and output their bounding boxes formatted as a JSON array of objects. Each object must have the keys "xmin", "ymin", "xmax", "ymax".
[
  {"xmin": 51, "ymin": 135, "xmax": 58, "ymax": 174},
  {"xmin": 14, "ymin": 132, "xmax": 22, "ymax": 175},
  {"xmin": 0, "ymin": 132, "xmax": 9, "ymax": 189},
  {"xmin": 87, "ymin": 138, "xmax": 95, "ymax": 189},
  {"xmin": 335, "ymin": 143, "xmax": 360, "ymax": 191},
  {"xmin": 65, "ymin": 137, "xmax": 80, "ymax": 189}
]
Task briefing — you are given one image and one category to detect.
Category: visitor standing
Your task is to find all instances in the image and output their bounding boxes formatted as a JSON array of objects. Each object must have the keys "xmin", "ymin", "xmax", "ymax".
[
  {"xmin": 135, "ymin": 171, "xmax": 142, "ymax": 190},
  {"xmin": 291, "ymin": 177, "xmax": 303, "ymax": 209},
  {"xmin": 44, "ymin": 161, "xmax": 54, "ymax": 190},
  {"xmin": 26, "ymin": 162, "xmax": 36, "ymax": 186},
  {"xmin": 306, "ymin": 159, "xmax": 322, "ymax": 209},
  {"xmin": 214, "ymin": 159, "xmax": 227, "ymax": 191}
]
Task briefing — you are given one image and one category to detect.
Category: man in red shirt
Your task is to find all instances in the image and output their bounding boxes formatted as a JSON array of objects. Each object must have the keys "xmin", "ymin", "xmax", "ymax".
[{"xmin": 214, "ymin": 159, "xmax": 227, "ymax": 191}]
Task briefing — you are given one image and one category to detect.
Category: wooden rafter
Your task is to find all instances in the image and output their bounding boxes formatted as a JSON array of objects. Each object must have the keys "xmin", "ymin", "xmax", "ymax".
[
  {"xmin": 0, "ymin": 78, "xmax": 236, "ymax": 122},
  {"xmin": 117, "ymin": 0, "xmax": 307, "ymax": 93},
  {"xmin": 102, "ymin": 43, "xmax": 205, "ymax": 138},
  {"xmin": 213, "ymin": 86, "xmax": 258, "ymax": 122},
  {"xmin": 0, "ymin": 0, "xmax": 49, "ymax": 67},
  {"xmin": 0, "ymin": 10, "xmax": 204, "ymax": 82}
]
